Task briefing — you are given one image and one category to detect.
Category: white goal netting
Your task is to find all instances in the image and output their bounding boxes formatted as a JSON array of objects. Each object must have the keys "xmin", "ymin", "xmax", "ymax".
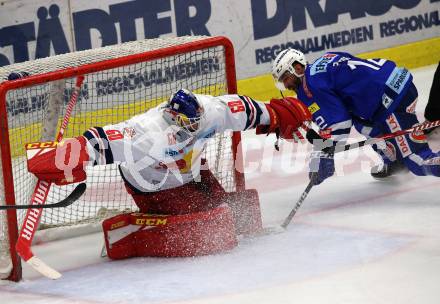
[{"xmin": 0, "ymin": 36, "xmax": 239, "ymax": 280}]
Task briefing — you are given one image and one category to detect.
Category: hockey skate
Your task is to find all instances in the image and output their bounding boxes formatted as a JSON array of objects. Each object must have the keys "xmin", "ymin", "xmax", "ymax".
[{"xmin": 371, "ymin": 160, "xmax": 407, "ymax": 179}]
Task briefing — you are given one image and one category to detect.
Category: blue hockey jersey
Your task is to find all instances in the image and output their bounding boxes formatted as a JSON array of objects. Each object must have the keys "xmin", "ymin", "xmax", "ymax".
[{"xmin": 297, "ymin": 52, "xmax": 413, "ymax": 140}]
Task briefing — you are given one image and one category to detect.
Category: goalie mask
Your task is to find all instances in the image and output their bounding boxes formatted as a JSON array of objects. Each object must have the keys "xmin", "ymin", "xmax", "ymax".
[
  {"xmin": 163, "ymin": 89, "xmax": 205, "ymax": 134},
  {"xmin": 272, "ymin": 49, "xmax": 307, "ymax": 91}
]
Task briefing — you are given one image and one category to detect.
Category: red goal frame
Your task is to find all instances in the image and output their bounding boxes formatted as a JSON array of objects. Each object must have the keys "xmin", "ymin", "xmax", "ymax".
[{"xmin": 0, "ymin": 36, "xmax": 244, "ymax": 281}]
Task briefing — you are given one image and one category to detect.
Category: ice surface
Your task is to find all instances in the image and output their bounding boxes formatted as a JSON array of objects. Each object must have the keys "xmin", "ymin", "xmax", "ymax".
[{"xmin": 0, "ymin": 64, "xmax": 439, "ymax": 304}]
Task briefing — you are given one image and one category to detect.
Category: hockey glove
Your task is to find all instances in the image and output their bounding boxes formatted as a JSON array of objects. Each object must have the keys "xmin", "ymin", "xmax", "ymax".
[
  {"xmin": 308, "ymin": 150, "xmax": 335, "ymax": 185},
  {"xmin": 256, "ymin": 97, "xmax": 312, "ymax": 141}
]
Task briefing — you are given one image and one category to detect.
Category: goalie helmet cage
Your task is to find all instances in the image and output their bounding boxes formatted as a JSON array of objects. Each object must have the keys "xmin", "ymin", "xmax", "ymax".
[{"xmin": 0, "ymin": 35, "xmax": 245, "ymax": 281}]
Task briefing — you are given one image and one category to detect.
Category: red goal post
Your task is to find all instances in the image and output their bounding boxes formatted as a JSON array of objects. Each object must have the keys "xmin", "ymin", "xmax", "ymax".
[{"xmin": 0, "ymin": 36, "xmax": 245, "ymax": 281}]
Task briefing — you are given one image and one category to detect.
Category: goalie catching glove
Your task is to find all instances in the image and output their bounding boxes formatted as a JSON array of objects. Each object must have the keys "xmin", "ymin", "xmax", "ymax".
[
  {"xmin": 256, "ymin": 97, "xmax": 312, "ymax": 144},
  {"xmin": 26, "ymin": 137, "xmax": 89, "ymax": 185}
]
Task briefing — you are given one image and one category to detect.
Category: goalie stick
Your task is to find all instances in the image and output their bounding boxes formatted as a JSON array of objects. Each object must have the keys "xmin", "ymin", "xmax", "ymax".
[
  {"xmin": 14, "ymin": 75, "xmax": 85, "ymax": 280},
  {"xmin": 0, "ymin": 183, "xmax": 86, "ymax": 210}
]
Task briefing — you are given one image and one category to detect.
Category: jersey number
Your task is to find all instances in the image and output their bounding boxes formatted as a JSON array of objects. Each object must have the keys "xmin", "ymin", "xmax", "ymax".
[
  {"xmin": 347, "ymin": 58, "xmax": 386, "ymax": 71},
  {"xmin": 227, "ymin": 100, "xmax": 245, "ymax": 113}
]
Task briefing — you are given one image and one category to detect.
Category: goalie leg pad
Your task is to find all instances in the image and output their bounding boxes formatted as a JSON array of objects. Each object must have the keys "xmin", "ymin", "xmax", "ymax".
[
  {"xmin": 102, "ymin": 205, "xmax": 238, "ymax": 259},
  {"xmin": 124, "ymin": 169, "xmax": 262, "ymax": 235}
]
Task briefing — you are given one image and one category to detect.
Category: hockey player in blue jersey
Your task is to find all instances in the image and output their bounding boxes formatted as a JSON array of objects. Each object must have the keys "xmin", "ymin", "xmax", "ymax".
[{"xmin": 271, "ymin": 49, "xmax": 440, "ymax": 185}]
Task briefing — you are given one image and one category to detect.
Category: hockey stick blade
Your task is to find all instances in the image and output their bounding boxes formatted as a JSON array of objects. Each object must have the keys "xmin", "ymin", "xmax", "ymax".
[
  {"xmin": 26, "ymin": 256, "xmax": 62, "ymax": 280},
  {"xmin": 15, "ymin": 182, "xmax": 86, "ymax": 280},
  {"xmin": 255, "ymin": 182, "xmax": 314, "ymax": 234},
  {"xmin": 0, "ymin": 183, "xmax": 86, "ymax": 210}
]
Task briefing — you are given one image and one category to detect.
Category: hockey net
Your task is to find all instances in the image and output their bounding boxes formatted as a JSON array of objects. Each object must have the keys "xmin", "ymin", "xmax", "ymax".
[{"xmin": 0, "ymin": 36, "xmax": 243, "ymax": 281}]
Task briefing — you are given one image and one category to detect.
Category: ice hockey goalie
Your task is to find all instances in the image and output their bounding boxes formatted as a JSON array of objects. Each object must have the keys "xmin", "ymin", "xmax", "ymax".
[{"xmin": 26, "ymin": 89, "xmax": 311, "ymax": 259}]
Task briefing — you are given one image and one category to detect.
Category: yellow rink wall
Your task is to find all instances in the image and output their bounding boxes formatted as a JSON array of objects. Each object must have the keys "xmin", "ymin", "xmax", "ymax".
[{"xmin": 237, "ymin": 37, "xmax": 440, "ymax": 101}]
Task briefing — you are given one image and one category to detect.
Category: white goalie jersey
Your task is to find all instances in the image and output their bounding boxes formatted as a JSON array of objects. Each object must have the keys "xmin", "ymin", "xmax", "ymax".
[{"xmin": 83, "ymin": 94, "xmax": 270, "ymax": 192}]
